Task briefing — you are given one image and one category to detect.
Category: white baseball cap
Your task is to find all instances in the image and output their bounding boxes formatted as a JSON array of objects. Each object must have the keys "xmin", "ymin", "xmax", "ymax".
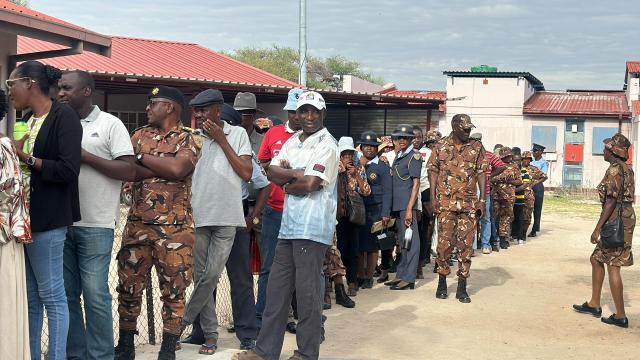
[{"xmin": 296, "ymin": 91, "xmax": 326, "ymax": 110}]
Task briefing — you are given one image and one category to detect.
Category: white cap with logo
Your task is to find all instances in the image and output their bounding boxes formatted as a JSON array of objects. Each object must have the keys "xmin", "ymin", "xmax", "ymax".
[{"xmin": 296, "ymin": 91, "xmax": 326, "ymax": 110}]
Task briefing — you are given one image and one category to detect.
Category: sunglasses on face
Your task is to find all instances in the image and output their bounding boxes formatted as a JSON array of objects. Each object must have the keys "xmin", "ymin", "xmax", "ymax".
[
  {"xmin": 147, "ymin": 99, "xmax": 172, "ymax": 107},
  {"xmin": 5, "ymin": 77, "xmax": 35, "ymax": 88}
]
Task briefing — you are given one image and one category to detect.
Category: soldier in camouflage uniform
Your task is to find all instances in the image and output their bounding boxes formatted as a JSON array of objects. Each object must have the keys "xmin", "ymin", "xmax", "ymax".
[
  {"xmin": 490, "ymin": 147, "xmax": 522, "ymax": 249},
  {"xmin": 115, "ymin": 86, "xmax": 201, "ymax": 360},
  {"xmin": 520, "ymin": 151, "xmax": 547, "ymax": 241},
  {"xmin": 427, "ymin": 114, "xmax": 487, "ymax": 303}
]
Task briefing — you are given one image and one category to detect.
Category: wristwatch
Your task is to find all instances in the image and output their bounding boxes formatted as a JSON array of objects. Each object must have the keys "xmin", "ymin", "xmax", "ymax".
[
  {"xmin": 26, "ymin": 156, "xmax": 36, "ymax": 167},
  {"xmin": 136, "ymin": 153, "xmax": 144, "ymax": 164}
]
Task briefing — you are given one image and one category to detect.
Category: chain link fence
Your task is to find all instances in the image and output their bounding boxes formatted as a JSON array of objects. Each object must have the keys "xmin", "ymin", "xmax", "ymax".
[{"xmin": 40, "ymin": 205, "xmax": 243, "ymax": 357}]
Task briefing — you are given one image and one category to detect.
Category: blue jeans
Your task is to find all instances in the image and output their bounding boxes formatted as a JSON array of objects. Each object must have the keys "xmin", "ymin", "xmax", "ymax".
[
  {"xmin": 64, "ymin": 226, "xmax": 115, "ymax": 360},
  {"xmin": 256, "ymin": 206, "xmax": 283, "ymax": 328},
  {"xmin": 25, "ymin": 227, "xmax": 70, "ymax": 360},
  {"xmin": 481, "ymin": 195, "xmax": 493, "ymax": 249}
]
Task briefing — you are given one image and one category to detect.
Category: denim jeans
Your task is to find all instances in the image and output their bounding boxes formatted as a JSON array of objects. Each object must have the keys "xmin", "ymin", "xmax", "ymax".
[
  {"xmin": 256, "ymin": 206, "xmax": 283, "ymax": 328},
  {"xmin": 64, "ymin": 226, "xmax": 115, "ymax": 360},
  {"xmin": 25, "ymin": 227, "xmax": 70, "ymax": 360},
  {"xmin": 481, "ymin": 195, "xmax": 493, "ymax": 249}
]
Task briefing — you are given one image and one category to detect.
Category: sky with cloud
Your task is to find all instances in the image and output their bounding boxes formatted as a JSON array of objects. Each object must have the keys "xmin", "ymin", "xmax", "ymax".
[{"xmin": 32, "ymin": 0, "xmax": 640, "ymax": 91}]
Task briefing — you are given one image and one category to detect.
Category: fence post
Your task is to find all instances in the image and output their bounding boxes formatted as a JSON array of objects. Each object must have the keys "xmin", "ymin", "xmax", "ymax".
[{"xmin": 145, "ymin": 274, "xmax": 156, "ymax": 345}]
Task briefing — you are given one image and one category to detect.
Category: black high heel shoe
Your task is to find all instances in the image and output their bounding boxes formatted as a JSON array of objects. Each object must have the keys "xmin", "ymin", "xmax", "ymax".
[
  {"xmin": 376, "ymin": 274, "xmax": 389, "ymax": 283},
  {"xmin": 383, "ymin": 279, "xmax": 401, "ymax": 287},
  {"xmin": 390, "ymin": 281, "xmax": 415, "ymax": 290}
]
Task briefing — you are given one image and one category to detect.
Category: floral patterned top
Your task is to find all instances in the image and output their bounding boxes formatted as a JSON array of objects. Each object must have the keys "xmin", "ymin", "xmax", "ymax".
[{"xmin": 0, "ymin": 137, "xmax": 32, "ymax": 244}]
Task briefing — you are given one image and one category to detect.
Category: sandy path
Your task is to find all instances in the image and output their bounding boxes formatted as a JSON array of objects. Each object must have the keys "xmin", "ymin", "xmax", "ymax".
[{"xmin": 137, "ymin": 212, "xmax": 640, "ymax": 360}]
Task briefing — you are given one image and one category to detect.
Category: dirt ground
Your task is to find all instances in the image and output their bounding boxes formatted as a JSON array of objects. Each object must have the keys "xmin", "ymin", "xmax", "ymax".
[{"xmin": 137, "ymin": 207, "xmax": 640, "ymax": 360}]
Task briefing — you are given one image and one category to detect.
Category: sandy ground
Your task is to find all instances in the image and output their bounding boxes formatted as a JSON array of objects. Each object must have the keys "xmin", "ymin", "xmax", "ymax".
[{"xmin": 135, "ymin": 211, "xmax": 640, "ymax": 360}]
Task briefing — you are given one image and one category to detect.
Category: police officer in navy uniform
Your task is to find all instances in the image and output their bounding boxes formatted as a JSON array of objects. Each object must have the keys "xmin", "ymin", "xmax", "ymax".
[
  {"xmin": 357, "ymin": 131, "xmax": 392, "ymax": 288},
  {"xmin": 383, "ymin": 124, "xmax": 422, "ymax": 290}
]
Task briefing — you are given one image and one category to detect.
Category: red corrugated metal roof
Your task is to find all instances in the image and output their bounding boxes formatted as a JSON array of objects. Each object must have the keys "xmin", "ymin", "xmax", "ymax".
[
  {"xmin": 523, "ymin": 91, "xmax": 631, "ymax": 118},
  {"xmin": 381, "ymin": 90, "xmax": 446, "ymax": 100},
  {"xmin": 1, "ymin": 0, "xmax": 87, "ymax": 31},
  {"xmin": 627, "ymin": 61, "xmax": 640, "ymax": 74},
  {"xmin": 17, "ymin": 36, "xmax": 299, "ymax": 88},
  {"xmin": 633, "ymin": 100, "xmax": 640, "ymax": 116}
]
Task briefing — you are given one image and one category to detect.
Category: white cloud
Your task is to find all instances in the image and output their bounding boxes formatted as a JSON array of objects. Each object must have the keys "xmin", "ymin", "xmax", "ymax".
[{"xmin": 467, "ymin": 4, "xmax": 527, "ymax": 16}]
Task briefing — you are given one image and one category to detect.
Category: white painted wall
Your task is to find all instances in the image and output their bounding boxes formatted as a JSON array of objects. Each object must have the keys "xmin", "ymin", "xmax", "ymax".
[
  {"xmin": 342, "ymin": 75, "xmax": 384, "ymax": 93},
  {"xmin": 626, "ymin": 77, "xmax": 639, "ymax": 106}
]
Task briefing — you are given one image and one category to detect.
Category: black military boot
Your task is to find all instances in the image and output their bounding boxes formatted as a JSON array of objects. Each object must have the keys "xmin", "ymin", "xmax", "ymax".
[
  {"xmin": 456, "ymin": 277, "xmax": 471, "ymax": 303},
  {"xmin": 436, "ymin": 275, "xmax": 448, "ymax": 299},
  {"xmin": 157, "ymin": 332, "xmax": 180, "ymax": 360},
  {"xmin": 499, "ymin": 236, "xmax": 509, "ymax": 249},
  {"xmin": 114, "ymin": 329, "xmax": 137, "ymax": 360},
  {"xmin": 335, "ymin": 283, "xmax": 356, "ymax": 308}
]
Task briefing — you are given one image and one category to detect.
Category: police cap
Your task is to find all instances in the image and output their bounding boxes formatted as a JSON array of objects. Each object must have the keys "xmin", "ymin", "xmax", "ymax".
[
  {"xmin": 359, "ymin": 130, "xmax": 380, "ymax": 146},
  {"xmin": 391, "ymin": 124, "xmax": 414, "ymax": 138}
]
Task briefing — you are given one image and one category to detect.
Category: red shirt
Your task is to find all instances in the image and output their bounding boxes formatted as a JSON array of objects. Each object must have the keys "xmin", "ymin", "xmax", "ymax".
[
  {"xmin": 257, "ymin": 124, "xmax": 297, "ymax": 212},
  {"xmin": 485, "ymin": 151, "xmax": 505, "ymax": 194}
]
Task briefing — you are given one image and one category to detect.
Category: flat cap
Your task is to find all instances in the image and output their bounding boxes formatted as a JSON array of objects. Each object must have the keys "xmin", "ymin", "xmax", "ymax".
[
  {"xmin": 149, "ymin": 86, "xmax": 185, "ymax": 107},
  {"xmin": 221, "ymin": 103, "xmax": 240, "ymax": 126},
  {"xmin": 189, "ymin": 89, "xmax": 224, "ymax": 107}
]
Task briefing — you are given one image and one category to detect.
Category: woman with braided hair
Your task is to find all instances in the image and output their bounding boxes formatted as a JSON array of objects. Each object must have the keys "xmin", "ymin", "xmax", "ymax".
[{"xmin": 7, "ymin": 60, "xmax": 82, "ymax": 359}]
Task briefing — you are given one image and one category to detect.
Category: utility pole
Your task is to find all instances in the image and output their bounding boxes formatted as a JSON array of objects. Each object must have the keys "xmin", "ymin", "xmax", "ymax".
[{"xmin": 299, "ymin": 0, "xmax": 307, "ymax": 87}]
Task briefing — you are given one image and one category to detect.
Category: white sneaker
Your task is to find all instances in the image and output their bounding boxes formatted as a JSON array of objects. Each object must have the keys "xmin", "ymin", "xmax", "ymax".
[
  {"xmin": 518, "ymin": 240, "xmax": 525, "ymax": 245},
  {"xmin": 482, "ymin": 248, "xmax": 491, "ymax": 254}
]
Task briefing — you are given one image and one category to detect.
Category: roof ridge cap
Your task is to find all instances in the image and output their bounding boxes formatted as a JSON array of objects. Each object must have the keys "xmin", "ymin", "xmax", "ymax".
[{"xmin": 112, "ymin": 35, "xmax": 197, "ymax": 45}]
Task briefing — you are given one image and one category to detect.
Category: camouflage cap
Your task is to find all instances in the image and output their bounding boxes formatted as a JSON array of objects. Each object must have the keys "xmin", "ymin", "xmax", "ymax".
[
  {"xmin": 497, "ymin": 146, "xmax": 513, "ymax": 159},
  {"xmin": 425, "ymin": 130, "xmax": 442, "ymax": 143},
  {"xmin": 452, "ymin": 113, "xmax": 475, "ymax": 130},
  {"xmin": 521, "ymin": 151, "xmax": 533, "ymax": 159},
  {"xmin": 604, "ymin": 133, "xmax": 631, "ymax": 160}
]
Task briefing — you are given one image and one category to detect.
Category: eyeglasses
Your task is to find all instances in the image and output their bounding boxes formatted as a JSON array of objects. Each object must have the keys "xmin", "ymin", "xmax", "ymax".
[
  {"xmin": 146, "ymin": 99, "xmax": 172, "ymax": 107},
  {"xmin": 5, "ymin": 77, "xmax": 34, "ymax": 88}
]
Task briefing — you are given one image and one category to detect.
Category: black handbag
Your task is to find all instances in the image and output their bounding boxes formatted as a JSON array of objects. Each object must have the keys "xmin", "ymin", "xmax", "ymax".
[
  {"xmin": 346, "ymin": 192, "xmax": 366, "ymax": 225},
  {"xmin": 600, "ymin": 168, "xmax": 626, "ymax": 249},
  {"xmin": 377, "ymin": 229, "xmax": 397, "ymax": 251}
]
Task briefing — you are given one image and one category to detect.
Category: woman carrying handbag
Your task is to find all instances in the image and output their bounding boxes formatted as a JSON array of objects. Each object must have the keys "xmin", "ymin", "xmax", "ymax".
[{"xmin": 573, "ymin": 133, "xmax": 634, "ymax": 328}]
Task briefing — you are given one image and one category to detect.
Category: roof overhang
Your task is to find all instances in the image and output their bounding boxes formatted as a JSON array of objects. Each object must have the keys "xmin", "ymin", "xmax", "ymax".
[
  {"xmin": 443, "ymin": 70, "xmax": 545, "ymax": 91},
  {"xmin": 523, "ymin": 111, "xmax": 631, "ymax": 119},
  {"xmin": 0, "ymin": 6, "xmax": 111, "ymax": 57}
]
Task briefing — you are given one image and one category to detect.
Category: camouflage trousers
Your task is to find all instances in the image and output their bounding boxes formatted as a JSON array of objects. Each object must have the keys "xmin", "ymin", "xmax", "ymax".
[
  {"xmin": 436, "ymin": 211, "xmax": 477, "ymax": 279},
  {"xmin": 493, "ymin": 198, "xmax": 514, "ymax": 237},
  {"xmin": 117, "ymin": 221, "xmax": 195, "ymax": 335},
  {"xmin": 324, "ymin": 233, "xmax": 346, "ymax": 279}
]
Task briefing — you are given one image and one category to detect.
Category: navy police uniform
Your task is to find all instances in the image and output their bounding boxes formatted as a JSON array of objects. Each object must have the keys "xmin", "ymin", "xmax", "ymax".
[{"xmin": 383, "ymin": 124, "xmax": 423, "ymax": 285}]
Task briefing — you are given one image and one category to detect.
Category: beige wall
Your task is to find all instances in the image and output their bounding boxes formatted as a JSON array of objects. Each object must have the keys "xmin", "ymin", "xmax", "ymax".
[{"xmin": 0, "ymin": 32, "xmax": 17, "ymax": 134}]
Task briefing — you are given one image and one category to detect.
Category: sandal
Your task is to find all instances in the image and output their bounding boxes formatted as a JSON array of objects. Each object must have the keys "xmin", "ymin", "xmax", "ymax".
[{"xmin": 199, "ymin": 341, "xmax": 218, "ymax": 355}]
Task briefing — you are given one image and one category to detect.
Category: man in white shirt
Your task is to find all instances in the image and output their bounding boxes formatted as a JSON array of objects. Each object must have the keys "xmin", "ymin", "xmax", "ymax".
[
  {"xmin": 234, "ymin": 91, "xmax": 338, "ymax": 360},
  {"xmin": 412, "ymin": 125, "xmax": 432, "ymax": 278},
  {"xmin": 58, "ymin": 71, "xmax": 135, "ymax": 360}
]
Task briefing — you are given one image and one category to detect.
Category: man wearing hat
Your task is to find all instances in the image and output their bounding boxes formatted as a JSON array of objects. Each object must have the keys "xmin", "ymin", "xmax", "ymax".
[
  {"xmin": 234, "ymin": 92, "xmax": 264, "ymax": 155},
  {"xmin": 490, "ymin": 147, "xmax": 523, "ymax": 249},
  {"xmin": 529, "ymin": 143, "xmax": 548, "ymax": 237},
  {"xmin": 357, "ymin": 131, "xmax": 392, "ymax": 286},
  {"xmin": 255, "ymin": 88, "xmax": 304, "ymax": 332},
  {"xmin": 181, "ymin": 88, "xmax": 253, "ymax": 355},
  {"xmin": 427, "ymin": 114, "xmax": 487, "ymax": 303},
  {"xmin": 115, "ymin": 86, "xmax": 201, "ymax": 359},
  {"xmin": 235, "ymin": 91, "xmax": 338, "ymax": 360},
  {"xmin": 520, "ymin": 151, "xmax": 547, "ymax": 242},
  {"xmin": 381, "ymin": 123, "xmax": 422, "ymax": 291}
]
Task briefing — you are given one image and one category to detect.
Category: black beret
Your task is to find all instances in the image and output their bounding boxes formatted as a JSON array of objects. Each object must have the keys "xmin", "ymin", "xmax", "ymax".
[
  {"xmin": 148, "ymin": 86, "xmax": 185, "ymax": 107},
  {"xmin": 221, "ymin": 103, "xmax": 241, "ymax": 126},
  {"xmin": 189, "ymin": 89, "xmax": 224, "ymax": 107}
]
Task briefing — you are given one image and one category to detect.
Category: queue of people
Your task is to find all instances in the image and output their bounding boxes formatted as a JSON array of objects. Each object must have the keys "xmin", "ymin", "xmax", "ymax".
[{"xmin": 0, "ymin": 60, "xmax": 635, "ymax": 360}]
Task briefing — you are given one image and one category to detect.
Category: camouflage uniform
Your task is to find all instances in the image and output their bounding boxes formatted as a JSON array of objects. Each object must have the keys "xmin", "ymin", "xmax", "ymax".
[
  {"xmin": 591, "ymin": 135, "xmax": 635, "ymax": 267},
  {"xmin": 427, "ymin": 132, "xmax": 487, "ymax": 279},
  {"xmin": 520, "ymin": 151, "xmax": 546, "ymax": 236},
  {"xmin": 117, "ymin": 122, "xmax": 201, "ymax": 335},
  {"xmin": 490, "ymin": 148, "xmax": 522, "ymax": 238}
]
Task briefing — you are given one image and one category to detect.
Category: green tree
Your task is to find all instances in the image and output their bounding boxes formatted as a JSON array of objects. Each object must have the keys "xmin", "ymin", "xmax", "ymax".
[
  {"xmin": 9, "ymin": 0, "xmax": 29, "ymax": 7},
  {"xmin": 224, "ymin": 45, "xmax": 384, "ymax": 89}
]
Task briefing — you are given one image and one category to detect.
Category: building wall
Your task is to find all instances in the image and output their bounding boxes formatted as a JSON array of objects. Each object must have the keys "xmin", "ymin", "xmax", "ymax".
[
  {"xmin": 342, "ymin": 75, "xmax": 384, "ymax": 93},
  {"xmin": 626, "ymin": 77, "xmax": 639, "ymax": 106},
  {"xmin": 0, "ymin": 32, "xmax": 17, "ymax": 133},
  {"xmin": 442, "ymin": 76, "xmax": 533, "ymax": 151}
]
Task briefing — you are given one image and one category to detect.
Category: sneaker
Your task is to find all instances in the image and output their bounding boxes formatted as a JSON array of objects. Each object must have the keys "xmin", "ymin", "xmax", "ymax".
[
  {"xmin": 518, "ymin": 240, "xmax": 525, "ymax": 245},
  {"xmin": 240, "ymin": 339, "xmax": 256, "ymax": 350},
  {"xmin": 482, "ymin": 247, "xmax": 491, "ymax": 254}
]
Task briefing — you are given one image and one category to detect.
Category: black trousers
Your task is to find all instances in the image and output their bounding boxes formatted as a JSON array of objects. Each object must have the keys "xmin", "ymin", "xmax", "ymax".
[
  {"xmin": 336, "ymin": 216, "xmax": 360, "ymax": 284},
  {"xmin": 380, "ymin": 249, "xmax": 394, "ymax": 270},
  {"xmin": 532, "ymin": 184, "xmax": 544, "ymax": 232},
  {"xmin": 512, "ymin": 203, "xmax": 525, "ymax": 241}
]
